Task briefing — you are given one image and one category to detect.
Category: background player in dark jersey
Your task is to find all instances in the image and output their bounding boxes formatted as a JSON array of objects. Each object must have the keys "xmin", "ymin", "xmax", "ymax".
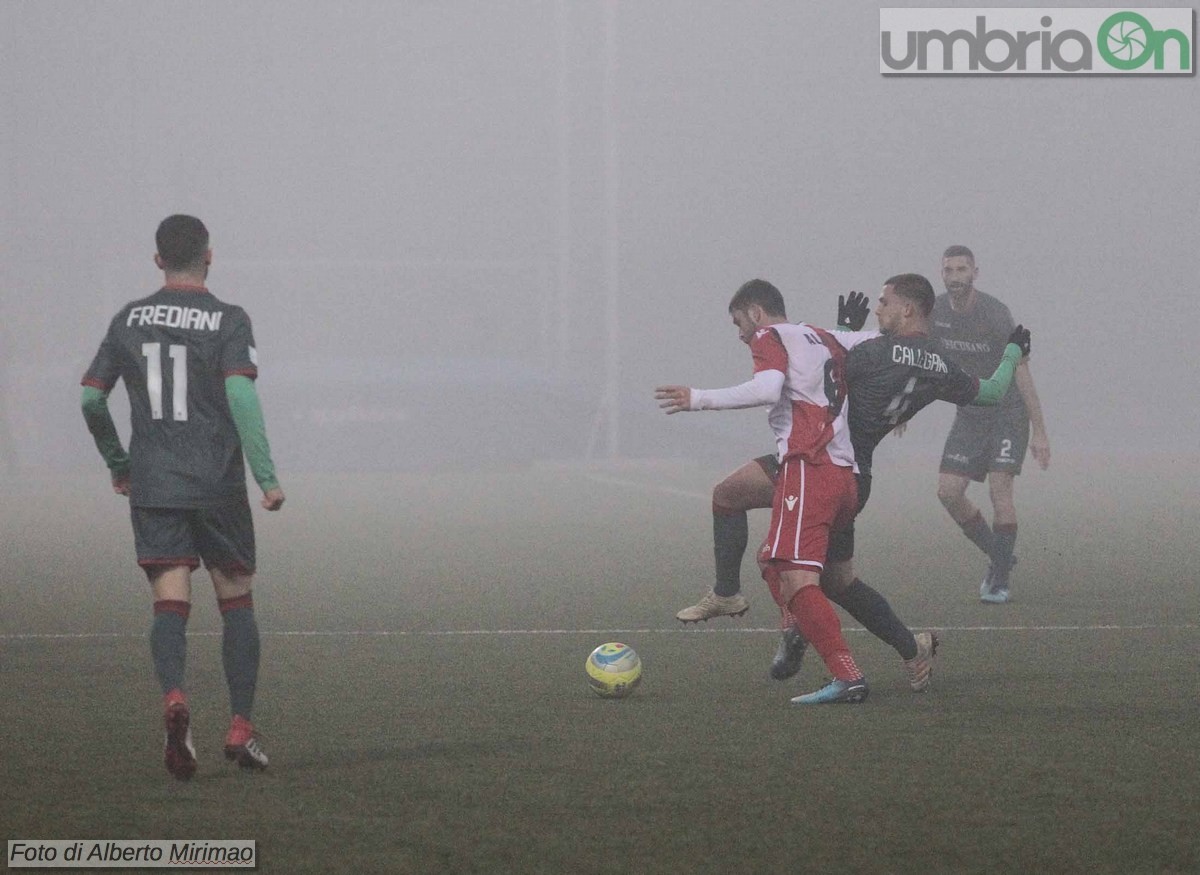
[
  {"xmin": 933, "ymin": 246, "xmax": 1050, "ymax": 604},
  {"xmin": 81, "ymin": 215, "xmax": 284, "ymax": 780}
]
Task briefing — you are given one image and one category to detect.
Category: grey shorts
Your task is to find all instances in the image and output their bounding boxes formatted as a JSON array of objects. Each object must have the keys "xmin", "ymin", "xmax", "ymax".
[
  {"xmin": 940, "ymin": 406, "xmax": 1030, "ymax": 482},
  {"xmin": 130, "ymin": 501, "xmax": 257, "ymax": 577}
]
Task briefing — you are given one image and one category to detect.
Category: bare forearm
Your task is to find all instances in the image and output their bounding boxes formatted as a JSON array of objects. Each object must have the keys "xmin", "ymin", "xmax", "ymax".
[{"xmin": 1014, "ymin": 361, "xmax": 1046, "ymax": 431}]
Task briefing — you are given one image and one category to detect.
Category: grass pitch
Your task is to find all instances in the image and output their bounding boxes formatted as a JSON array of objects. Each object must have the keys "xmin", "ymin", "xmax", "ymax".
[{"xmin": 2, "ymin": 458, "xmax": 1198, "ymax": 874}]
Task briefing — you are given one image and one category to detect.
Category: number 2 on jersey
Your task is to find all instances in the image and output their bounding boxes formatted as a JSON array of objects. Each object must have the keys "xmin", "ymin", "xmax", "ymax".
[{"xmin": 142, "ymin": 342, "xmax": 189, "ymax": 421}]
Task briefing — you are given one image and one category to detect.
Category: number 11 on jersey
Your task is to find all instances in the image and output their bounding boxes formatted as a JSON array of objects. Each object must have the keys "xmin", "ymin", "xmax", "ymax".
[{"xmin": 142, "ymin": 342, "xmax": 189, "ymax": 421}]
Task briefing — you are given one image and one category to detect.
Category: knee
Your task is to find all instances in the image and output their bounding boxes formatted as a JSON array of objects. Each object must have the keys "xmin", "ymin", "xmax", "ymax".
[
  {"xmin": 211, "ymin": 568, "xmax": 255, "ymax": 601},
  {"xmin": 714, "ymin": 461, "xmax": 774, "ymax": 512},
  {"xmin": 935, "ymin": 484, "xmax": 954, "ymax": 508},
  {"xmin": 755, "ymin": 543, "xmax": 771, "ymax": 577},
  {"xmin": 819, "ymin": 579, "xmax": 842, "ymax": 601},
  {"xmin": 937, "ymin": 478, "xmax": 965, "ymax": 508},
  {"xmin": 149, "ymin": 565, "xmax": 193, "ymax": 602},
  {"xmin": 776, "ymin": 566, "xmax": 820, "ymax": 604},
  {"xmin": 712, "ymin": 477, "xmax": 739, "ymax": 511},
  {"xmin": 820, "ymin": 565, "xmax": 853, "ymax": 598}
]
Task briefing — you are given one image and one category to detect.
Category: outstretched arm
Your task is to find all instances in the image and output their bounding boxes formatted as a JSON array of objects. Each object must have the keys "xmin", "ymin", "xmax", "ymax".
[
  {"xmin": 972, "ymin": 325, "xmax": 1029, "ymax": 406},
  {"xmin": 655, "ymin": 370, "xmax": 785, "ymax": 414}
]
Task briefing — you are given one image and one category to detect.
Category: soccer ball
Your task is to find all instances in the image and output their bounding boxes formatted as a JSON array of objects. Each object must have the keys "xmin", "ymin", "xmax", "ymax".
[{"xmin": 585, "ymin": 642, "xmax": 642, "ymax": 699}]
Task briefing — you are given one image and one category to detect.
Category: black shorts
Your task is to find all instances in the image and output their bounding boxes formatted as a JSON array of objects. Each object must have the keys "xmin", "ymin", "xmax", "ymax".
[
  {"xmin": 940, "ymin": 406, "xmax": 1030, "ymax": 482},
  {"xmin": 827, "ymin": 473, "xmax": 871, "ymax": 564},
  {"xmin": 757, "ymin": 454, "xmax": 867, "ymax": 564},
  {"xmin": 130, "ymin": 501, "xmax": 256, "ymax": 577},
  {"xmin": 754, "ymin": 453, "xmax": 781, "ymax": 481}
]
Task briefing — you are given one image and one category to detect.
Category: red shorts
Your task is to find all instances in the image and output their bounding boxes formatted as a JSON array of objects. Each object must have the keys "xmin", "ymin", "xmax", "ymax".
[{"xmin": 760, "ymin": 459, "xmax": 857, "ymax": 572}]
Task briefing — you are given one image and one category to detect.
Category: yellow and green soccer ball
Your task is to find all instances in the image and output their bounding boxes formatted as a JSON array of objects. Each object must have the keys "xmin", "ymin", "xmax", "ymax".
[{"xmin": 585, "ymin": 642, "xmax": 642, "ymax": 699}]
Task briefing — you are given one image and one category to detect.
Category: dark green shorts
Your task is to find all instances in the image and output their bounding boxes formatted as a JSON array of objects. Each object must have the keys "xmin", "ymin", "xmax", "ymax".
[
  {"xmin": 130, "ymin": 501, "xmax": 256, "ymax": 577},
  {"xmin": 940, "ymin": 406, "xmax": 1030, "ymax": 482}
]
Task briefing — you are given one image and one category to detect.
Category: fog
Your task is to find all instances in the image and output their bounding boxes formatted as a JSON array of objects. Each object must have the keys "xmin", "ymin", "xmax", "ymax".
[{"xmin": 3, "ymin": 1, "xmax": 1198, "ymax": 475}]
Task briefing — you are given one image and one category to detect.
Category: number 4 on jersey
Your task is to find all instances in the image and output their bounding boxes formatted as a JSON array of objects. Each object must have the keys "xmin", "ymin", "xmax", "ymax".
[
  {"xmin": 885, "ymin": 376, "xmax": 917, "ymax": 425},
  {"xmin": 142, "ymin": 342, "xmax": 189, "ymax": 421}
]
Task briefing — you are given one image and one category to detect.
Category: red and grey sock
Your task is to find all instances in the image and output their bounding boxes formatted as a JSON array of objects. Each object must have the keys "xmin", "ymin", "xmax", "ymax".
[
  {"xmin": 958, "ymin": 510, "xmax": 995, "ymax": 556},
  {"xmin": 151, "ymin": 600, "xmax": 190, "ymax": 696},
  {"xmin": 219, "ymin": 595, "xmax": 260, "ymax": 721}
]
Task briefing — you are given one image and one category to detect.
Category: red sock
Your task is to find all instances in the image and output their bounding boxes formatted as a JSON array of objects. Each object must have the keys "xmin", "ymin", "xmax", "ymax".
[
  {"xmin": 762, "ymin": 564, "xmax": 797, "ymax": 630},
  {"xmin": 787, "ymin": 586, "xmax": 862, "ymax": 681},
  {"xmin": 154, "ymin": 600, "xmax": 191, "ymax": 619},
  {"xmin": 218, "ymin": 594, "xmax": 254, "ymax": 614},
  {"xmin": 780, "ymin": 605, "xmax": 797, "ymax": 631}
]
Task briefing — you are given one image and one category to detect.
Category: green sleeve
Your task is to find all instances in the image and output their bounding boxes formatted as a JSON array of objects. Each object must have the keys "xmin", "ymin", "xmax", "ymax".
[
  {"xmin": 972, "ymin": 343, "xmax": 1022, "ymax": 406},
  {"xmin": 225, "ymin": 375, "xmax": 280, "ymax": 491},
  {"xmin": 81, "ymin": 385, "xmax": 131, "ymax": 476}
]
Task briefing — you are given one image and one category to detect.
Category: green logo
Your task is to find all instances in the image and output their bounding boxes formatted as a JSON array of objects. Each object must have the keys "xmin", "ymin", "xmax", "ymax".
[{"xmin": 1097, "ymin": 11, "xmax": 1191, "ymax": 71}]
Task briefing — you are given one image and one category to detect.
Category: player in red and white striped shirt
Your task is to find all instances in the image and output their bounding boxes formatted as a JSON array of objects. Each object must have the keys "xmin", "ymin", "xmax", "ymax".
[{"xmin": 656, "ymin": 279, "xmax": 868, "ymax": 704}]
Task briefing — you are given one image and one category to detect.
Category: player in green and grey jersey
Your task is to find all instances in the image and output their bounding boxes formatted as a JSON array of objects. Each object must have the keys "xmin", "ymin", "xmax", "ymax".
[
  {"xmin": 81, "ymin": 215, "xmax": 283, "ymax": 780},
  {"xmin": 932, "ymin": 245, "xmax": 1051, "ymax": 603},
  {"xmin": 785, "ymin": 275, "xmax": 1028, "ymax": 689}
]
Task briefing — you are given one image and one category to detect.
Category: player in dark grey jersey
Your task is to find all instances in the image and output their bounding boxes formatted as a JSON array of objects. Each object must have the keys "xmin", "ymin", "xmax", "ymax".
[
  {"xmin": 81, "ymin": 215, "xmax": 284, "ymax": 780},
  {"xmin": 784, "ymin": 275, "xmax": 1028, "ymax": 688},
  {"xmin": 932, "ymin": 246, "xmax": 1050, "ymax": 604},
  {"xmin": 675, "ymin": 276, "xmax": 1029, "ymax": 691}
]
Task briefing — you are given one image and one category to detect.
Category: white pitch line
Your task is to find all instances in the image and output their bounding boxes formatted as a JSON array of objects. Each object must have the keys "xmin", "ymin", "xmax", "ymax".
[{"xmin": 1, "ymin": 623, "xmax": 1196, "ymax": 641}]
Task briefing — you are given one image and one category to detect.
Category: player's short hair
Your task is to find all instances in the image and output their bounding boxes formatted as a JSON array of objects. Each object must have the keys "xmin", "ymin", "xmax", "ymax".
[
  {"xmin": 156, "ymin": 215, "xmax": 210, "ymax": 271},
  {"xmin": 884, "ymin": 273, "xmax": 935, "ymax": 317},
  {"xmin": 728, "ymin": 279, "xmax": 786, "ymax": 318},
  {"xmin": 942, "ymin": 244, "xmax": 975, "ymax": 264}
]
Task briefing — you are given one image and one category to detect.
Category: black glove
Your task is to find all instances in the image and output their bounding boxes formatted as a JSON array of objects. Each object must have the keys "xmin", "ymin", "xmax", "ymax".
[
  {"xmin": 1007, "ymin": 324, "xmax": 1031, "ymax": 357},
  {"xmin": 837, "ymin": 290, "xmax": 870, "ymax": 331}
]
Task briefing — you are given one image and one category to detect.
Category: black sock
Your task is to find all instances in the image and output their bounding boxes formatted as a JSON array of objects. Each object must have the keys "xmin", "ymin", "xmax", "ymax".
[
  {"xmin": 991, "ymin": 525, "xmax": 1018, "ymax": 584},
  {"xmin": 151, "ymin": 602, "xmax": 189, "ymax": 694},
  {"xmin": 958, "ymin": 510, "xmax": 994, "ymax": 556},
  {"xmin": 829, "ymin": 579, "xmax": 917, "ymax": 660},
  {"xmin": 713, "ymin": 505, "xmax": 748, "ymax": 598},
  {"xmin": 219, "ymin": 597, "xmax": 260, "ymax": 720}
]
